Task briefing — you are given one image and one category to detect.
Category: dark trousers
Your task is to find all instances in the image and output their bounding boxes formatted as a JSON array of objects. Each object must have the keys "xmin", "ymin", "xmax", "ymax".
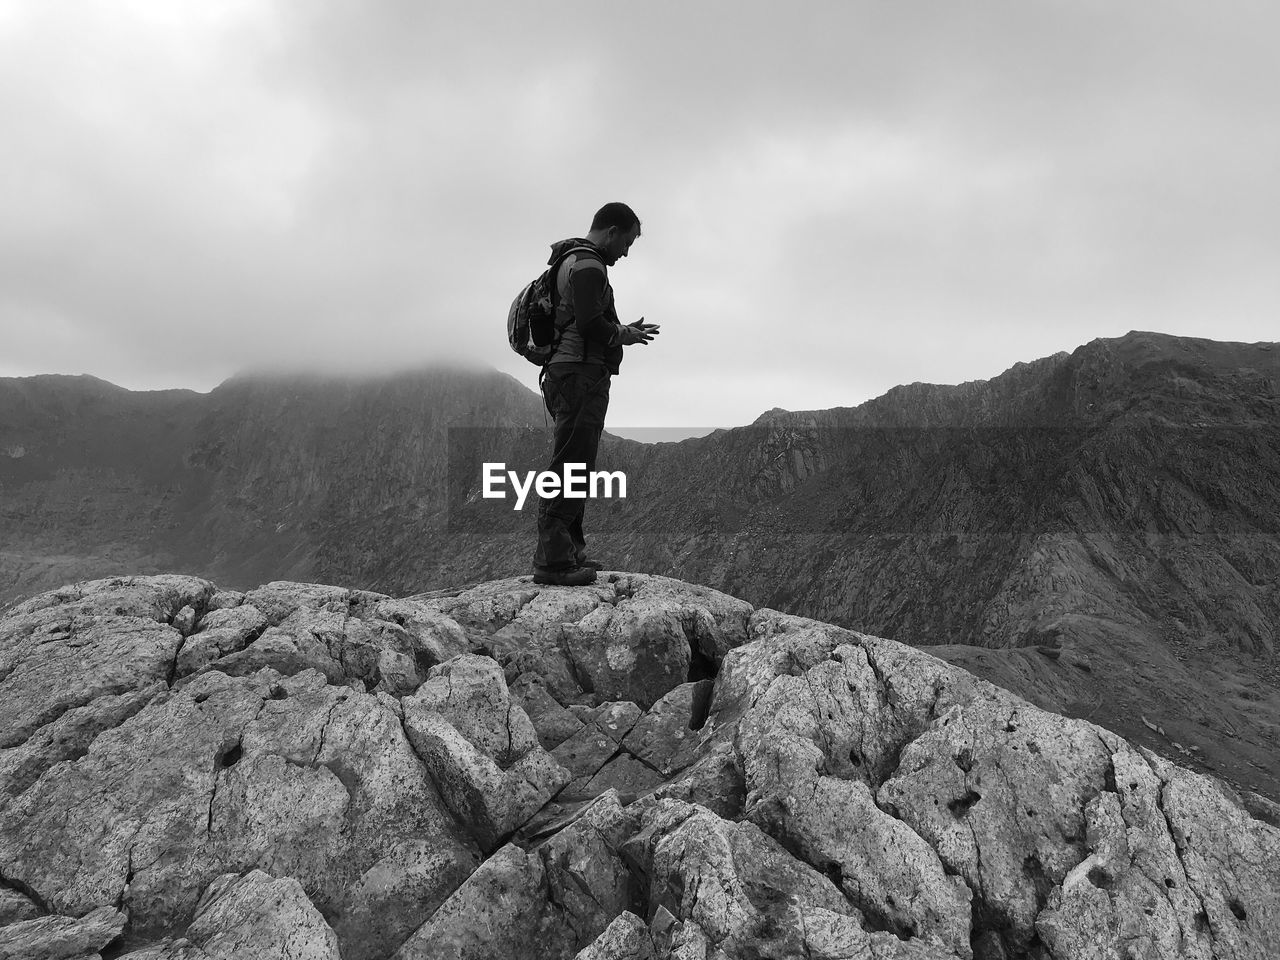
[{"xmin": 534, "ymin": 362, "xmax": 611, "ymax": 570}]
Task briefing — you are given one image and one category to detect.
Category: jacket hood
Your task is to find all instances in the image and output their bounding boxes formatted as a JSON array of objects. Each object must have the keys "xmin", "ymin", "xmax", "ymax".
[{"xmin": 547, "ymin": 237, "xmax": 605, "ymax": 264}]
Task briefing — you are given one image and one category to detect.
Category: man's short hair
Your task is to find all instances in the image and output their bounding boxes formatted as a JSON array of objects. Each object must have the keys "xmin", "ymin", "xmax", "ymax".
[{"xmin": 591, "ymin": 202, "xmax": 641, "ymax": 233}]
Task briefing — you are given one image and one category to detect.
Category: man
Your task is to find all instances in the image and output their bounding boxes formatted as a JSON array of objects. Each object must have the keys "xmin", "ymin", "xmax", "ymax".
[{"xmin": 533, "ymin": 202, "xmax": 660, "ymax": 586}]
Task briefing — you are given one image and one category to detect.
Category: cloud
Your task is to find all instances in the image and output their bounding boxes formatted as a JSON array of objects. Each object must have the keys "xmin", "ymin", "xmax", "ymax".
[{"xmin": 1, "ymin": 0, "xmax": 1277, "ymax": 427}]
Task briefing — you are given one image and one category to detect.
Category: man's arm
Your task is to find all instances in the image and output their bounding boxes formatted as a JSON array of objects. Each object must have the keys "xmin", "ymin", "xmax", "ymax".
[{"xmin": 569, "ymin": 262, "xmax": 620, "ymax": 344}]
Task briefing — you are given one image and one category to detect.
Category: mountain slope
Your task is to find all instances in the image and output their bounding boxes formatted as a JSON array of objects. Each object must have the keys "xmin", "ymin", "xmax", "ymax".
[
  {"xmin": 431, "ymin": 331, "xmax": 1280, "ymax": 797},
  {"xmin": 3, "ymin": 331, "xmax": 1278, "ymax": 797},
  {"xmin": 0, "ymin": 366, "xmax": 548, "ymax": 599}
]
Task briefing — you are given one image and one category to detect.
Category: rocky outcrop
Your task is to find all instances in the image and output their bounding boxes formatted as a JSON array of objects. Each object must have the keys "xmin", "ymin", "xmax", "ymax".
[{"xmin": 2, "ymin": 573, "xmax": 1278, "ymax": 959}]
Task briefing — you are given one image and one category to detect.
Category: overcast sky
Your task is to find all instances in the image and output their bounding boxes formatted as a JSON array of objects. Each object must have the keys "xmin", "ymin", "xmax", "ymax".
[{"xmin": 2, "ymin": 1, "xmax": 1277, "ymax": 434}]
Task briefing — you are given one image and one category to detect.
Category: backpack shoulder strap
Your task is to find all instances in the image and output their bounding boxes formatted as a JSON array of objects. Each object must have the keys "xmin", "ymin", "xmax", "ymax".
[{"xmin": 549, "ymin": 245, "xmax": 605, "ymax": 307}]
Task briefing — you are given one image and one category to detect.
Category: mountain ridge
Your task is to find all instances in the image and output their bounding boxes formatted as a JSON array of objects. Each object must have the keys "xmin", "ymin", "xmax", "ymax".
[{"xmin": 2, "ymin": 330, "xmax": 1278, "ymax": 801}]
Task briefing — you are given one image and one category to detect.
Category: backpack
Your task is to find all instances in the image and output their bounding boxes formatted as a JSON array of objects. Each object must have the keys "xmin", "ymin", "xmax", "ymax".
[{"xmin": 507, "ymin": 244, "xmax": 602, "ymax": 366}]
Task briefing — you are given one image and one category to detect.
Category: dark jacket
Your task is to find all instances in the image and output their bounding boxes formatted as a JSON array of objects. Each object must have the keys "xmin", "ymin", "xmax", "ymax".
[{"xmin": 544, "ymin": 238, "xmax": 624, "ymax": 375}]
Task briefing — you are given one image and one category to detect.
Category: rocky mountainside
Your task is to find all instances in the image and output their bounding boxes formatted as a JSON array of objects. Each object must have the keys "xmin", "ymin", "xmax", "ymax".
[
  {"xmin": 0, "ymin": 366, "xmax": 547, "ymax": 601},
  {"xmin": 1, "ymin": 573, "xmax": 1278, "ymax": 960},
  {"xmin": 3, "ymin": 331, "xmax": 1278, "ymax": 799},
  {"xmin": 448, "ymin": 331, "xmax": 1280, "ymax": 799}
]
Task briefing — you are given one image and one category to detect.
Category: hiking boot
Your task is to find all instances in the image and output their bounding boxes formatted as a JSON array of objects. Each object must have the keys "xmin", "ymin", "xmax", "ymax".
[{"xmin": 532, "ymin": 565, "xmax": 598, "ymax": 586}]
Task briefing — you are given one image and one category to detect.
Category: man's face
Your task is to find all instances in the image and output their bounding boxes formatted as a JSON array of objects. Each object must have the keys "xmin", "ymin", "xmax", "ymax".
[{"xmin": 605, "ymin": 223, "xmax": 641, "ymax": 265}]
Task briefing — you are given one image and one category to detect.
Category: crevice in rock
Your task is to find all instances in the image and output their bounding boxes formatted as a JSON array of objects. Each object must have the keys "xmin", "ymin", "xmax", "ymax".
[
  {"xmin": 4, "ymin": 687, "xmax": 165, "ymax": 797},
  {"xmin": 861, "ymin": 642, "xmax": 891, "ymax": 697},
  {"xmin": 948, "ymin": 790, "xmax": 982, "ymax": 818},
  {"xmin": 561, "ymin": 628, "xmax": 596, "ymax": 697},
  {"xmin": 858, "ymin": 643, "xmax": 938, "ymax": 788},
  {"xmin": 394, "ymin": 713, "xmax": 479, "ymax": 846},
  {"xmin": 822, "ymin": 860, "xmax": 843, "ymax": 888},
  {"xmin": 314, "ymin": 697, "xmax": 345, "ymax": 765},
  {"xmin": 163, "ymin": 592, "xmax": 213, "ymax": 631},
  {"xmin": 617, "ymin": 745, "xmax": 666, "ymax": 780},
  {"xmin": 746, "ymin": 796, "xmax": 923, "ymax": 947},
  {"xmin": 413, "ymin": 646, "xmax": 440, "ymax": 677},
  {"xmin": 31, "ymin": 620, "xmax": 74, "ymax": 647},
  {"xmin": 538, "ymin": 850, "xmax": 576, "ymax": 936},
  {"xmin": 832, "ymin": 864, "xmax": 921, "ymax": 945},
  {"xmin": 875, "ymin": 738, "xmax": 912, "ymax": 795},
  {"xmin": 1, "ymin": 691, "xmax": 105, "ymax": 752},
  {"xmin": 502, "ymin": 702, "xmax": 518, "ymax": 769},
  {"xmin": 205, "ymin": 695, "xmax": 267, "ymax": 837},
  {"xmin": 967, "ymin": 800, "xmax": 988, "ymax": 906},
  {"xmin": 0, "ymin": 870, "xmax": 50, "ymax": 915},
  {"xmin": 237, "ymin": 620, "xmax": 270, "ymax": 652},
  {"xmin": 688, "ymin": 681, "xmax": 713, "ymax": 732},
  {"xmin": 220, "ymin": 742, "xmax": 243, "ymax": 768},
  {"xmin": 681, "ymin": 618, "xmax": 718, "ymax": 684},
  {"xmin": 1095, "ymin": 733, "xmax": 1119, "ymax": 796},
  {"xmin": 207, "ymin": 767, "xmax": 223, "ymax": 836},
  {"xmin": 800, "ymin": 672, "xmax": 838, "ymax": 767},
  {"xmin": 1021, "ymin": 854, "xmax": 1055, "ymax": 911},
  {"xmin": 1140, "ymin": 751, "xmax": 1216, "ymax": 949},
  {"xmin": 166, "ymin": 641, "xmax": 185, "ymax": 688},
  {"xmin": 507, "ymin": 590, "xmax": 541, "ymax": 624},
  {"xmin": 114, "ymin": 843, "xmax": 137, "ymax": 913},
  {"xmin": 969, "ymin": 923, "xmax": 1013, "ymax": 960}
]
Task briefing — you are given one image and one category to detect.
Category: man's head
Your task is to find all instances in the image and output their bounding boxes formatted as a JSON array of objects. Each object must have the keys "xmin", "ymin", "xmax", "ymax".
[{"xmin": 586, "ymin": 202, "xmax": 641, "ymax": 266}]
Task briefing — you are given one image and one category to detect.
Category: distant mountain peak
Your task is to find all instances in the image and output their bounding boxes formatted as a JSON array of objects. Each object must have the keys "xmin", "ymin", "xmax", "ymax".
[{"xmin": 751, "ymin": 407, "xmax": 792, "ymax": 424}]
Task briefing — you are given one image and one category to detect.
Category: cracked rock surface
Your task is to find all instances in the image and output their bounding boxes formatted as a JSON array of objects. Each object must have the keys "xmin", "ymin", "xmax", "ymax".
[{"xmin": 1, "ymin": 572, "xmax": 1277, "ymax": 959}]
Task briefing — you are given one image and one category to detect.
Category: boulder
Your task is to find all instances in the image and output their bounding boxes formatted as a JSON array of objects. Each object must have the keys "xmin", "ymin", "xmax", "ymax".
[
  {"xmin": 0, "ymin": 905, "xmax": 125, "ymax": 960},
  {"xmin": 511, "ymin": 671, "xmax": 585, "ymax": 750},
  {"xmin": 573, "ymin": 911, "xmax": 653, "ymax": 960},
  {"xmin": 620, "ymin": 680, "xmax": 713, "ymax": 775},
  {"xmin": 175, "ymin": 604, "xmax": 268, "ymax": 676},
  {"xmin": 553, "ymin": 701, "xmax": 644, "ymax": 800},
  {"xmin": 402, "ymin": 655, "xmax": 571, "ymax": 851},
  {"xmin": 625, "ymin": 798, "xmax": 958, "ymax": 959},
  {"xmin": 395, "ymin": 792, "xmax": 635, "ymax": 960},
  {"xmin": 181, "ymin": 869, "xmax": 340, "ymax": 960}
]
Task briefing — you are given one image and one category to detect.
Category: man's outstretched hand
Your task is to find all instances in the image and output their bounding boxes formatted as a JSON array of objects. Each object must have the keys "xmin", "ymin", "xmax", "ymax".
[{"xmin": 618, "ymin": 317, "xmax": 661, "ymax": 346}]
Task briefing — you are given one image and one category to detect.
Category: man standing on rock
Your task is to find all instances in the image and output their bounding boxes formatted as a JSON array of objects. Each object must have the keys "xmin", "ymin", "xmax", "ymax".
[{"xmin": 532, "ymin": 202, "xmax": 660, "ymax": 586}]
